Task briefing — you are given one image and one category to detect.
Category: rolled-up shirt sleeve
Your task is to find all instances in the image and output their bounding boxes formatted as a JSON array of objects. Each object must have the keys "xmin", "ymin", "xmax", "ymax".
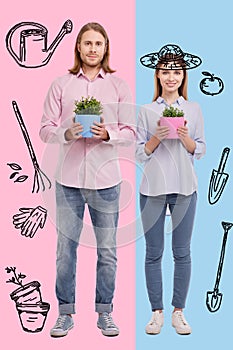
[
  {"xmin": 193, "ymin": 104, "xmax": 206, "ymax": 160},
  {"xmin": 136, "ymin": 107, "xmax": 153, "ymax": 163}
]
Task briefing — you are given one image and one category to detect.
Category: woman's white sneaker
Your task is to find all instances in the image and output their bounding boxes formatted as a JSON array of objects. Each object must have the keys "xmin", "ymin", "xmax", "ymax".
[
  {"xmin": 145, "ymin": 310, "xmax": 164, "ymax": 334},
  {"xmin": 172, "ymin": 311, "xmax": 192, "ymax": 335}
]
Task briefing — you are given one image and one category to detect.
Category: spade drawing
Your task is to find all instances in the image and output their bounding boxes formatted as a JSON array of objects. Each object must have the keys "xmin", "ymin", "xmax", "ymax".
[{"xmin": 206, "ymin": 221, "xmax": 233, "ymax": 313}]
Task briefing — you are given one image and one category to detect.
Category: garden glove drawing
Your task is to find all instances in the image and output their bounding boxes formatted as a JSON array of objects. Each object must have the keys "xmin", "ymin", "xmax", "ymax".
[{"xmin": 13, "ymin": 206, "xmax": 47, "ymax": 238}]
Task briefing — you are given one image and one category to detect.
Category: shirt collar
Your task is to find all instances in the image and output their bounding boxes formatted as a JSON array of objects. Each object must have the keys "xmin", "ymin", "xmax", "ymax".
[
  {"xmin": 77, "ymin": 68, "xmax": 106, "ymax": 80},
  {"xmin": 156, "ymin": 96, "xmax": 185, "ymax": 106}
]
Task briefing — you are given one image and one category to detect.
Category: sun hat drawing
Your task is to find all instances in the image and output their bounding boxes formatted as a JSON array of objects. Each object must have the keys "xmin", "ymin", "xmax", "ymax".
[{"xmin": 140, "ymin": 44, "xmax": 202, "ymax": 70}]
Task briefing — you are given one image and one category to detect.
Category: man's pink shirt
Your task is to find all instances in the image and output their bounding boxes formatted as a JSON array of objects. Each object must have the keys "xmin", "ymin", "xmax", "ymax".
[{"xmin": 40, "ymin": 69, "xmax": 135, "ymax": 189}]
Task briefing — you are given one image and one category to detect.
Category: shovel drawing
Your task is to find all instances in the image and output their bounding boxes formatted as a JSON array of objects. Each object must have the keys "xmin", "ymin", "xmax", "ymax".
[
  {"xmin": 208, "ymin": 147, "xmax": 230, "ymax": 205},
  {"xmin": 206, "ymin": 221, "xmax": 233, "ymax": 312}
]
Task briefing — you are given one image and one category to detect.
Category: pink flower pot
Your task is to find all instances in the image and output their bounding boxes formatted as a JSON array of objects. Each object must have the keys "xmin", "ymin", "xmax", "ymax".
[{"xmin": 160, "ymin": 116, "xmax": 184, "ymax": 139}]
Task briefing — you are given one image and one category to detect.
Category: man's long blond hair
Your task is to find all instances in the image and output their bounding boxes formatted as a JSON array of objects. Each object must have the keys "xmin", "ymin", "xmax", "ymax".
[{"xmin": 69, "ymin": 22, "xmax": 115, "ymax": 75}]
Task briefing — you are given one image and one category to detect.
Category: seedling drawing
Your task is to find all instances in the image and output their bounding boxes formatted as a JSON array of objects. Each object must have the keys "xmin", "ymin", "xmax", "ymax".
[
  {"xmin": 6, "ymin": 20, "xmax": 73, "ymax": 68},
  {"xmin": 5, "ymin": 267, "xmax": 50, "ymax": 333},
  {"xmin": 11, "ymin": 101, "xmax": 51, "ymax": 193},
  {"xmin": 6, "ymin": 267, "xmax": 27, "ymax": 287}
]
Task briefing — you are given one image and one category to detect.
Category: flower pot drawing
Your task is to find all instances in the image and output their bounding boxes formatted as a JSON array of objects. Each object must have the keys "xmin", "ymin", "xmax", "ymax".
[
  {"xmin": 10, "ymin": 281, "xmax": 42, "ymax": 304},
  {"xmin": 16, "ymin": 302, "xmax": 50, "ymax": 333},
  {"xmin": 160, "ymin": 116, "xmax": 184, "ymax": 139},
  {"xmin": 75, "ymin": 114, "xmax": 101, "ymax": 138},
  {"xmin": 6, "ymin": 267, "xmax": 50, "ymax": 333}
]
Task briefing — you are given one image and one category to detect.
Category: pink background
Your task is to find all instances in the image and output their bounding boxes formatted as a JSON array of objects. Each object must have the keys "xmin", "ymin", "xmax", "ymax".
[{"xmin": 1, "ymin": 0, "xmax": 135, "ymax": 348}]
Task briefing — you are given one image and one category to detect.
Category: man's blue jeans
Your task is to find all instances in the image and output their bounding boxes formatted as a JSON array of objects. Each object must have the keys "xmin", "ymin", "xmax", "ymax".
[
  {"xmin": 140, "ymin": 192, "xmax": 197, "ymax": 310},
  {"xmin": 55, "ymin": 181, "xmax": 120, "ymax": 315}
]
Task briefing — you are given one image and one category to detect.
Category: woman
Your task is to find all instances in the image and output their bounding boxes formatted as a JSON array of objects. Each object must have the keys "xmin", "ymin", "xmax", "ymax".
[{"xmin": 136, "ymin": 45, "xmax": 206, "ymax": 335}]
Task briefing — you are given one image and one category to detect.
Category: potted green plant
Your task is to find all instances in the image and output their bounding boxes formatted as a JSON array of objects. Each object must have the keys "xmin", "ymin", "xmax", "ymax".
[
  {"xmin": 6, "ymin": 267, "xmax": 50, "ymax": 333},
  {"xmin": 74, "ymin": 96, "xmax": 103, "ymax": 138},
  {"xmin": 160, "ymin": 105, "xmax": 184, "ymax": 139}
]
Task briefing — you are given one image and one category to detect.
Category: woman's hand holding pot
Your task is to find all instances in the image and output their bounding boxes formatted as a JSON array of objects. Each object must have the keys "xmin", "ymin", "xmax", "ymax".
[
  {"xmin": 177, "ymin": 121, "xmax": 196, "ymax": 154},
  {"xmin": 154, "ymin": 121, "xmax": 170, "ymax": 141},
  {"xmin": 145, "ymin": 121, "xmax": 169, "ymax": 155}
]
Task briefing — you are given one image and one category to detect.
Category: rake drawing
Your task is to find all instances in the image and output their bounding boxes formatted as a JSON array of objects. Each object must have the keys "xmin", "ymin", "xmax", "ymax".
[{"xmin": 12, "ymin": 100, "xmax": 52, "ymax": 193}]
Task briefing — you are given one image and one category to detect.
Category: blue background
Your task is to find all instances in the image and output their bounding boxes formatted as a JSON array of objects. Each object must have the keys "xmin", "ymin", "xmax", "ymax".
[{"xmin": 136, "ymin": 0, "xmax": 233, "ymax": 348}]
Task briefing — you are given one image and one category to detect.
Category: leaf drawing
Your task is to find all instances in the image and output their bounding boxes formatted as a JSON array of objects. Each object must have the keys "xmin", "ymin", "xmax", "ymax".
[
  {"xmin": 9, "ymin": 171, "xmax": 19, "ymax": 179},
  {"xmin": 14, "ymin": 175, "xmax": 29, "ymax": 183},
  {"xmin": 7, "ymin": 163, "xmax": 22, "ymax": 171}
]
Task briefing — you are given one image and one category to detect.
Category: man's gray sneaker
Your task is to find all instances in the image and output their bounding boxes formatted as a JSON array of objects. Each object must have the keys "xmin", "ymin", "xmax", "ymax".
[
  {"xmin": 97, "ymin": 312, "xmax": 119, "ymax": 336},
  {"xmin": 50, "ymin": 315, "xmax": 74, "ymax": 337}
]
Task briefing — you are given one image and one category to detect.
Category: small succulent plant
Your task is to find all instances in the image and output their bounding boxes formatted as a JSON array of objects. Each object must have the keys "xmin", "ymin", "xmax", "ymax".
[
  {"xmin": 74, "ymin": 96, "xmax": 103, "ymax": 115},
  {"xmin": 162, "ymin": 105, "xmax": 184, "ymax": 117}
]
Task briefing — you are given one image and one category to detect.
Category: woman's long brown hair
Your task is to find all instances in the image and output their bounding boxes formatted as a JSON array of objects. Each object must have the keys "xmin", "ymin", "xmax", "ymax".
[{"xmin": 152, "ymin": 55, "xmax": 188, "ymax": 102}]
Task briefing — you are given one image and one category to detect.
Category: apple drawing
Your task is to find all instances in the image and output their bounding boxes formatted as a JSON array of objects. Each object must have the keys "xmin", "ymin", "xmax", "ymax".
[{"xmin": 200, "ymin": 71, "xmax": 224, "ymax": 96}]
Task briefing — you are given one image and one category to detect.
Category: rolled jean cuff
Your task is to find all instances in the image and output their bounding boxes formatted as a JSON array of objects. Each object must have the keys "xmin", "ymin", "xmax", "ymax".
[
  {"xmin": 95, "ymin": 303, "xmax": 113, "ymax": 313},
  {"xmin": 172, "ymin": 300, "xmax": 186, "ymax": 309},
  {"xmin": 151, "ymin": 303, "xmax": 164, "ymax": 311},
  {"xmin": 59, "ymin": 303, "xmax": 76, "ymax": 315}
]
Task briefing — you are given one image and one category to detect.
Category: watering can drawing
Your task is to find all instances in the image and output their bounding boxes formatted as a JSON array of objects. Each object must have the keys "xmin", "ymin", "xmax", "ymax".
[{"xmin": 5, "ymin": 20, "xmax": 73, "ymax": 68}]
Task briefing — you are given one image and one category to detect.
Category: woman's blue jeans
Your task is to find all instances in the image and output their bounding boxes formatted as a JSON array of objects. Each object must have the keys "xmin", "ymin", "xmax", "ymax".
[
  {"xmin": 55, "ymin": 182, "xmax": 120, "ymax": 315},
  {"xmin": 140, "ymin": 192, "xmax": 197, "ymax": 310}
]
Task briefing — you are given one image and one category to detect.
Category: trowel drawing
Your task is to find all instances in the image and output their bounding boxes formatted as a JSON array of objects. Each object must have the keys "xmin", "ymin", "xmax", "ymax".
[
  {"xmin": 206, "ymin": 221, "xmax": 233, "ymax": 312},
  {"xmin": 6, "ymin": 19, "xmax": 73, "ymax": 68},
  {"xmin": 208, "ymin": 147, "xmax": 230, "ymax": 205}
]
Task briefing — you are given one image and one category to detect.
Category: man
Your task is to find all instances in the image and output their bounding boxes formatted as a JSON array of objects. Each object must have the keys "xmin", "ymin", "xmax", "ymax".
[{"xmin": 40, "ymin": 22, "xmax": 135, "ymax": 337}]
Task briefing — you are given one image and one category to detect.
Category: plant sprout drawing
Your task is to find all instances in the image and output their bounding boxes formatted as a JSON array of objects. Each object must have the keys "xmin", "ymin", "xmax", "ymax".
[
  {"xmin": 11, "ymin": 101, "xmax": 51, "ymax": 193},
  {"xmin": 200, "ymin": 71, "xmax": 224, "ymax": 96},
  {"xmin": 5, "ymin": 267, "xmax": 50, "ymax": 333},
  {"xmin": 13, "ymin": 206, "xmax": 47, "ymax": 238},
  {"xmin": 7, "ymin": 162, "xmax": 28, "ymax": 183},
  {"xmin": 6, "ymin": 267, "xmax": 27, "ymax": 287},
  {"xmin": 5, "ymin": 20, "xmax": 73, "ymax": 68}
]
